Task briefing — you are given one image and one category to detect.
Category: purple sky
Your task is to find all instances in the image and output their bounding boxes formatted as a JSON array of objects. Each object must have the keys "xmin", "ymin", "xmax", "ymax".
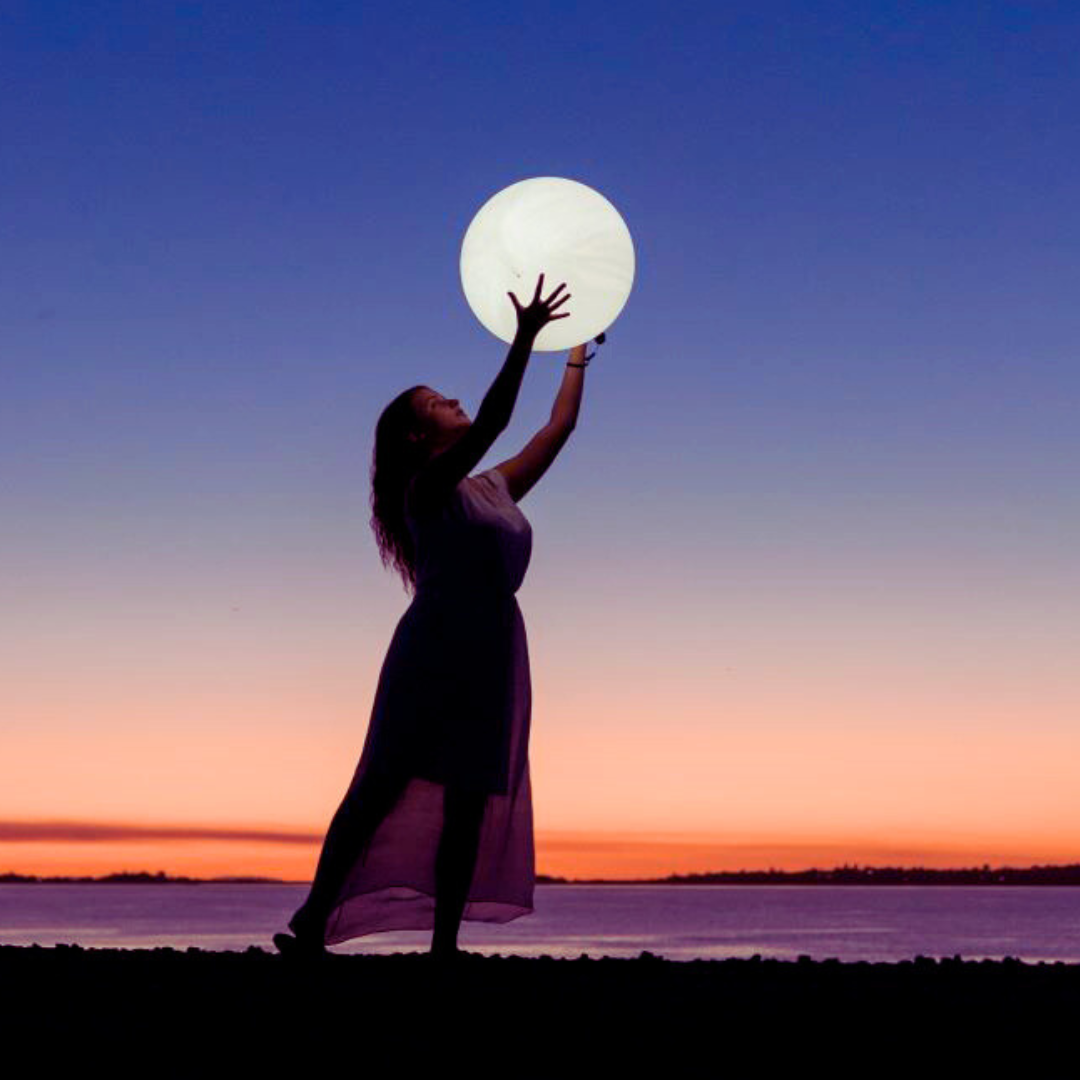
[{"xmin": 3, "ymin": 2, "xmax": 1078, "ymax": 867}]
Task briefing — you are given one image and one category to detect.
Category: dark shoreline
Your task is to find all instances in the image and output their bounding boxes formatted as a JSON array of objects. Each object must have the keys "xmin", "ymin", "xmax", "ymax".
[
  {"xmin": 2, "ymin": 945, "xmax": 1076, "ymax": 1071},
  {"xmin": 5, "ymin": 861, "xmax": 1080, "ymax": 886}
]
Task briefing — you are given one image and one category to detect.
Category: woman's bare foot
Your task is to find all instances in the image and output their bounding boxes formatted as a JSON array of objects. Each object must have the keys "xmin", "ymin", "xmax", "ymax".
[
  {"xmin": 275, "ymin": 902, "xmax": 328, "ymax": 955},
  {"xmin": 273, "ymin": 931, "xmax": 328, "ymax": 956},
  {"xmin": 427, "ymin": 942, "xmax": 461, "ymax": 961},
  {"xmin": 426, "ymin": 946, "xmax": 485, "ymax": 962}
]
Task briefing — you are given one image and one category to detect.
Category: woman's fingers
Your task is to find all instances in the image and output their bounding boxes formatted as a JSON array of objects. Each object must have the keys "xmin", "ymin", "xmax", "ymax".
[{"xmin": 510, "ymin": 274, "xmax": 573, "ymax": 325}]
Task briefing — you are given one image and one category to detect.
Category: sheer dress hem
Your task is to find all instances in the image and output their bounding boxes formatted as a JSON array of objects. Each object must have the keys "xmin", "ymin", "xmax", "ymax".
[{"xmin": 325, "ymin": 886, "xmax": 533, "ymax": 943}]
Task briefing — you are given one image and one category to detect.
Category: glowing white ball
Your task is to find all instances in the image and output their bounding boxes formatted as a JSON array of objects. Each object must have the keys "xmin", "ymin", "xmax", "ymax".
[{"xmin": 460, "ymin": 176, "xmax": 635, "ymax": 351}]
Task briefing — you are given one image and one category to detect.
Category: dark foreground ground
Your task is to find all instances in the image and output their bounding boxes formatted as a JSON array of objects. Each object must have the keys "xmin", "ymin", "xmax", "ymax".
[{"xmin": 3, "ymin": 945, "xmax": 1077, "ymax": 1075}]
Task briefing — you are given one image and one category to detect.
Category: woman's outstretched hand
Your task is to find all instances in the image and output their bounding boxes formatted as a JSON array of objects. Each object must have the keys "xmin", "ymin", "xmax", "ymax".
[{"xmin": 508, "ymin": 273, "xmax": 571, "ymax": 340}]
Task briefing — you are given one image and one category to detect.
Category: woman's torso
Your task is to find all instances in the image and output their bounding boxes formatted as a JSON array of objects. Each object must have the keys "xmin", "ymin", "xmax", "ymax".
[
  {"xmin": 366, "ymin": 468, "xmax": 533, "ymax": 790},
  {"xmin": 406, "ymin": 467, "xmax": 532, "ymax": 603}
]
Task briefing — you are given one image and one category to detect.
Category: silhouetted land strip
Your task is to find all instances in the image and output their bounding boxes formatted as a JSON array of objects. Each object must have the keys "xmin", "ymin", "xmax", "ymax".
[
  {"xmin": 0, "ymin": 870, "xmax": 290, "ymax": 884},
  {"xmin": 1, "ymin": 945, "xmax": 1075, "ymax": 1071},
  {"xmin": 563, "ymin": 862, "xmax": 1080, "ymax": 885},
  {"xmin": 5, "ymin": 862, "xmax": 1080, "ymax": 884}
]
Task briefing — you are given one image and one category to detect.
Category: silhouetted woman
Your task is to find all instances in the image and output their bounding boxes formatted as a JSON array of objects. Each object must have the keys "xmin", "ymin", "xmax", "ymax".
[{"xmin": 274, "ymin": 273, "xmax": 591, "ymax": 959}]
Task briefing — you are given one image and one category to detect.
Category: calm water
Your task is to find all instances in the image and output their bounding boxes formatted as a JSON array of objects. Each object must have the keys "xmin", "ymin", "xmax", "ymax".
[{"xmin": 2, "ymin": 884, "xmax": 1079, "ymax": 963}]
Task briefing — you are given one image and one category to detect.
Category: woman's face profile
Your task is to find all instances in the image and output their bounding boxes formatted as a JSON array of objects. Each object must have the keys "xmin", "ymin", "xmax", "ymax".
[{"xmin": 408, "ymin": 388, "xmax": 471, "ymax": 449}]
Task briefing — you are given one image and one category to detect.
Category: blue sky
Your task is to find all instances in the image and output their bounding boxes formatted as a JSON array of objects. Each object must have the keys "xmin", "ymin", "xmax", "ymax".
[{"xmin": 2, "ymin": 2, "xmax": 1078, "ymax": 867}]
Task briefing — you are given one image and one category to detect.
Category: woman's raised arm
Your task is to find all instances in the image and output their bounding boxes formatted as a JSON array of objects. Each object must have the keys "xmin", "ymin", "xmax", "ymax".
[{"xmin": 409, "ymin": 274, "xmax": 571, "ymax": 507}]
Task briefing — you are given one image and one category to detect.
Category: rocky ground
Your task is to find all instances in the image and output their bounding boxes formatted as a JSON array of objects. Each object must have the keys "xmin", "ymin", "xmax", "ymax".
[{"xmin": 2, "ymin": 945, "xmax": 1076, "ymax": 1074}]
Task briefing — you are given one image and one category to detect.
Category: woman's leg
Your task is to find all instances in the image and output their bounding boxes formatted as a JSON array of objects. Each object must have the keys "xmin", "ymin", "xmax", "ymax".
[
  {"xmin": 430, "ymin": 785, "xmax": 488, "ymax": 956},
  {"xmin": 289, "ymin": 767, "xmax": 409, "ymax": 940}
]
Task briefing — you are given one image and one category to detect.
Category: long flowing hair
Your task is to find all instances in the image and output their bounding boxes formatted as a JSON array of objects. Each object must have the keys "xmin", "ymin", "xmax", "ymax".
[{"xmin": 370, "ymin": 384, "xmax": 430, "ymax": 595}]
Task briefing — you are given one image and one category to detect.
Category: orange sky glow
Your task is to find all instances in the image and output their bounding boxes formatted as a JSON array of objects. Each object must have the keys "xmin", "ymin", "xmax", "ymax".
[{"xmin": 3, "ymin": 689, "xmax": 1077, "ymax": 879}]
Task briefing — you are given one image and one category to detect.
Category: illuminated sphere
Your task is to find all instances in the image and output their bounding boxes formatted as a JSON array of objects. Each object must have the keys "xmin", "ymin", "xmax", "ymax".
[{"xmin": 460, "ymin": 176, "xmax": 635, "ymax": 351}]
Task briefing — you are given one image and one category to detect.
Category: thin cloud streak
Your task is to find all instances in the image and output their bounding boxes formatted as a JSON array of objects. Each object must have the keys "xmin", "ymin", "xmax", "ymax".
[{"xmin": 0, "ymin": 821, "xmax": 321, "ymax": 845}]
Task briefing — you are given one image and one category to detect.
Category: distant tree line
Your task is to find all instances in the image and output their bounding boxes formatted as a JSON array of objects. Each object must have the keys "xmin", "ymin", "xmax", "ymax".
[
  {"xmin": 539, "ymin": 863, "xmax": 1080, "ymax": 885},
  {"xmin": 5, "ymin": 864, "xmax": 1080, "ymax": 885},
  {"xmin": 0, "ymin": 870, "xmax": 288, "ymax": 884}
]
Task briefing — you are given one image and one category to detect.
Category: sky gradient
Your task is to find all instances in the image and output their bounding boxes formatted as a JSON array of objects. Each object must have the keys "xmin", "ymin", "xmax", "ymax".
[{"xmin": 3, "ymin": 1, "xmax": 1078, "ymax": 879}]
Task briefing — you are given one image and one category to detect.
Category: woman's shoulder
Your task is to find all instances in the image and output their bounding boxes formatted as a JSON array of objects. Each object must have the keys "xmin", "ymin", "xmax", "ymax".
[{"xmin": 473, "ymin": 468, "xmax": 508, "ymax": 493}]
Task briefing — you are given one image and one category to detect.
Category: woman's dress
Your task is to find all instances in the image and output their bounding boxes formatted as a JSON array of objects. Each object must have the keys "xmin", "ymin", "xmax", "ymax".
[{"xmin": 322, "ymin": 466, "xmax": 535, "ymax": 944}]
